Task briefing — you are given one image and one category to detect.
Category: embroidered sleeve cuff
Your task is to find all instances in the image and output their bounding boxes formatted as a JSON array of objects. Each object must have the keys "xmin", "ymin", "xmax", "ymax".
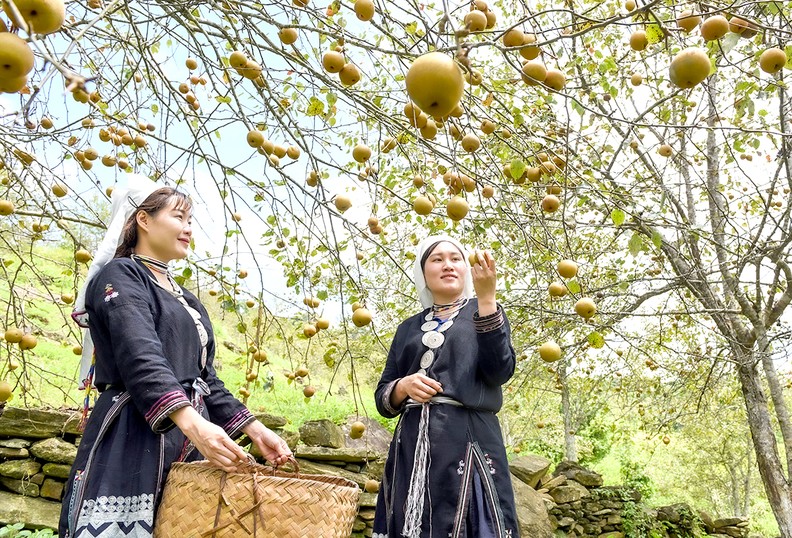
[
  {"xmin": 473, "ymin": 306, "xmax": 505, "ymax": 333},
  {"xmin": 146, "ymin": 390, "xmax": 190, "ymax": 433},
  {"xmin": 382, "ymin": 378, "xmax": 404, "ymax": 417},
  {"xmin": 224, "ymin": 409, "xmax": 256, "ymax": 439}
]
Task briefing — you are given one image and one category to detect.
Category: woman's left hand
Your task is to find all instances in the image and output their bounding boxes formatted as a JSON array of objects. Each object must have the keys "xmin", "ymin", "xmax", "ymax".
[
  {"xmin": 242, "ymin": 420, "xmax": 293, "ymax": 466},
  {"xmin": 470, "ymin": 250, "xmax": 497, "ymax": 311}
]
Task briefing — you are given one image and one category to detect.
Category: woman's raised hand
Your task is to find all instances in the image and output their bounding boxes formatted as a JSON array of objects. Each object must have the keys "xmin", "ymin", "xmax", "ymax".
[{"xmin": 470, "ymin": 249, "xmax": 497, "ymax": 315}]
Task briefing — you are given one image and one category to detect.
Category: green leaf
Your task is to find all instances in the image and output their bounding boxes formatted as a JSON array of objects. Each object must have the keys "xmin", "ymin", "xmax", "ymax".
[
  {"xmin": 628, "ymin": 233, "xmax": 643, "ymax": 257},
  {"xmin": 610, "ymin": 208, "xmax": 626, "ymax": 226},
  {"xmin": 786, "ymin": 45, "xmax": 792, "ymax": 70},
  {"xmin": 645, "ymin": 24, "xmax": 664, "ymax": 44},
  {"xmin": 510, "ymin": 158, "xmax": 526, "ymax": 180},
  {"xmin": 215, "ymin": 95, "xmax": 232, "ymax": 104},
  {"xmin": 652, "ymin": 231, "xmax": 663, "ymax": 249},
  {"xmin": 567, "ymin": 280, "xmax": 581, "ymax": 294},
  {"xmin": 587, "ymin": 331, "xmax": 605, "ymax": 349},
  {"xmin": 306, "ymin": 96, "xmax": 324, "ymax": 116},
  {"xmin": 721, "ymin": 32, "xmax": 740, "ymax": 54}
]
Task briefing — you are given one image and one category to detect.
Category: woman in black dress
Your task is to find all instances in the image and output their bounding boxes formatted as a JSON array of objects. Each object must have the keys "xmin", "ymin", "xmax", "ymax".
[
  {"xmin": 60, "ymin": 182, "xmax": 292, "ymax": 537},
  {"xmin": 372, "ymin": 235, "xmax": 520, "ymax": 538}
]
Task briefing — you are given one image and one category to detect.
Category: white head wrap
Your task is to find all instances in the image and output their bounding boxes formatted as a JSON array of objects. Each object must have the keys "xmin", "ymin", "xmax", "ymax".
[
  {"xmin": 72, "ymin": 174, "xmax": 159, "ymax": 388},
  {"xmin": 412, "ymin": 235, "xmax": 474, "ymax": 309}
]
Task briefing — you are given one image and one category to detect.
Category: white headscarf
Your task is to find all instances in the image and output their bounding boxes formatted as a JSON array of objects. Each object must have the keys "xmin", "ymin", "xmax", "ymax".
[
  {"xmin": 72, "ymin": 174, "xmax": 159, "ymax": 388},
  {"xmin": 412, "ymin": 235, "xmax": 474, "ymax": 309}
]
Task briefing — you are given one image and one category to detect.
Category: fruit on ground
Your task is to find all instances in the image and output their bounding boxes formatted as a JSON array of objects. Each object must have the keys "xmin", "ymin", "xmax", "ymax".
[
  {"xmin": 405, "ymin": 52, "xmax": 464, "ymax": 119},
  {"xmin": 3, "ymin": 0, "xmax": 65, "ymax": 34},
  {"xmin": 557, "ymin": 259, "xmax": 578, "ymax": 279},
  {"xmin": 350, "ymin": 420, "xmax": 366, "ymax": 439},
  {"xmin": 575, "ymin": 297, "xmax": 597, "ymax": 319},
  {"xmin": 446, "ymin": 196, "xmax": 469, "ymax": 221},
  {"xmin": 759, "ymin": 48, "xmax": 787, "ymax": 74},
  {"xmin": 669, "ymin": 47, "xmax": 710, "ymax": 89},
  {"xmin": 352, "ymin": 307, "xmax": 372, "ymax": 327},
  {"xmin": 699, "ymin": 15, "xmax": 728, "ymax": 41},
  {"xmin": 0, "ymin": 33, "xmax": 35, "ymax": 78},
  {"xmin": 538, "ymin": 341, "xmax": 562, "ymax": 362}
]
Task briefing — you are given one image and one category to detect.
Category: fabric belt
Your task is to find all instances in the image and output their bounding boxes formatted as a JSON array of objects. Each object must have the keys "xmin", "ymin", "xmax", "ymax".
[{"xmin": 404, "ymin": 395, "xmax": 464, "ymax": 409}]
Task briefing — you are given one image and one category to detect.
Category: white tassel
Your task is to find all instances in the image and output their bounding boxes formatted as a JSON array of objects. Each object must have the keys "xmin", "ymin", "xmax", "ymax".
[{"xmin": 402, "ymin": 403, "xmax": 431, "ymax": 538}]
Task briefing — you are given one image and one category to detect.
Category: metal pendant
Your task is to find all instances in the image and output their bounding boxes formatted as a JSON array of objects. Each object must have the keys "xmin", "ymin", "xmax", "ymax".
[
  {"xmin": 417, "ymin": 368, "xmax": 427, "ymax": 376},
  {"xmin": 420, "ymin": 350, "xmax": 434, "ymax": 368},
  {"xmin": 421, "ymin": 320, "xmax": 439, "ymax": 332},
  {"xmin": 425, "ymin": 311, "xmax": 434, "ymax": 321},
  {"xmin": 422, "ymin": 331, "xmax": 445, "ymax": 349},
  {"xmin": 438, "ymin": 320, "xmax": 454, "ymax": 332}
]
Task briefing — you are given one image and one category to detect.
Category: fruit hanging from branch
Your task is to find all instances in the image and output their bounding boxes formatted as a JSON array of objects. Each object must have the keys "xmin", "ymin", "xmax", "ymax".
[{"xmin": 405, "ymin": 52, "xmax": 465, "ymax": 119}]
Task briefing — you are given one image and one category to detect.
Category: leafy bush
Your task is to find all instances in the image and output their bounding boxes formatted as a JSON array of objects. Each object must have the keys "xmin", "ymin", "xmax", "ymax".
[{"xmin": 0, "ymin": 524, "xmax": 56, "ymax": 538}]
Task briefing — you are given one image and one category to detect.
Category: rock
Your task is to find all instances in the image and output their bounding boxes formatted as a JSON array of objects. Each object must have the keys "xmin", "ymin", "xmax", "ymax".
[
  {"xmin": 598, "ymin": 533, "xmax": 624, "ymax": 538},
  {"xmin": 550, "ymin": 481, "xmax": 590, "ymax": 504},
  {"xmin": 0, "ymin": 490, "xmax": 60, "ymax": 529},
  {"xmin": 553, "ymin": 461, "xmax": 603, "ymax": 487},
  {"xmin": 699, "ymin": 509, "xmax": 716, "ymax": 532},
  {"xmin": 509, "ymin": 454, "xmax": 552, "ymax": 488},
  {"xmin": 295, "ymin": 458, "xmax": 371, "ymax": 489},
  {"xmin": 0, "ymin": 407, "xmax": 83, "ymax": 438},
  {"xmin": 510, "ymin": 472, "xmax": 555, "ymax": 538},
  {"xmin": 0, "ymin": 438, "xmax": 31, "ymax": 449},
  {"xmin": 715, "ymin": 517, "xmax": 746, "ymax": 528},
  {"xmin": 30, "ymin": 437, "xmax": 78, "ymax": 465},
  {"xmin": 657, "ymin": 503, "xmax": 689, "ymax": 524},
  {"xmin": 352, "ymin": 519, "xmax": 366, "ymax": 532},
  {"xmin": 358, "ymin": 509, "xmax": 376, "ymax": 521},
  {"xmin": 29, "ymin": 472, "xmax": 45, "ymax": 486},
  {"xmin": 542, "ymin": 474, "xmax": 567, "ymax": 490},
  {"xmin": 0, "ymin": 447, "xmax": 29, "ymax": 458},
  {"xmin": 342, "ymin": 416, "xmax": 393, "ymax": 453},
  {"xmin": 294, "ymin": 445, "xmax": 383, "ymax": 464},
  {"xmin": 557, "ymin": 516, "xmax": 576, "ymax": 527},
  {"xmin": 42, "ymin": 463, "xmax": 72, "ymax": 479},
  {"xmin": 299, "ymin": 419, "xmax": 345, "ymax": 448},
  {"xmin": 0, "ymin": 459, "xmax": 42, "ymax": 479},
  {"xmin": 722, "ymin": 527, "xmax": 746, "ymax": 538},
  {"xmin": 253, "ymin": 412, "xmax": 287, "ymax": 429},
  {"xmin": 358, "ymin": 492, "xmax": 377, "ymax": 508},
  {"xmin": 40, "ymin": 478, "xmax": 64, "ymax": 501},
  {"xmin": 0, "ymin": 477, "xmax": 40, "ymax": 496}
]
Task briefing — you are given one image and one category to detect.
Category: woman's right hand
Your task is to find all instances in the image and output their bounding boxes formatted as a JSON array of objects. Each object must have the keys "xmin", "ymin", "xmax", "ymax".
[
  {"xmin": 171, "ymin": 406, "xmax": 246, "ymax": 472},
  {"xmin": 394, "ymin": 373, "xmax": 443, "ymax": 404}
]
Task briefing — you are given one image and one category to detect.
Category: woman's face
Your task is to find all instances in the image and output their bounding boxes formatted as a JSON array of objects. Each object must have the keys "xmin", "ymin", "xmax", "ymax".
[
  {"xmin": 137, "ymin": 198, "xmax": 192, "ymax": 262},
  {"xmin": 423, "ymin": 241, "xmax": 467, "ymax": 304}
]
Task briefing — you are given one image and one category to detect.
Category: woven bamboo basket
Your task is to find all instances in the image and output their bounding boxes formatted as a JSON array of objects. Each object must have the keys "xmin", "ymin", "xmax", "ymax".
[{"xmin": 153, "ymin": 458, "xmax": 361, "ymax": 537}]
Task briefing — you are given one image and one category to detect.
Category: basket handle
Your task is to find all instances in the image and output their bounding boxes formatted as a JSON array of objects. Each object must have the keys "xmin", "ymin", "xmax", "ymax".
[{"xmin": 239, "ymin": 454, "xmax": 300, "ymax": 476}]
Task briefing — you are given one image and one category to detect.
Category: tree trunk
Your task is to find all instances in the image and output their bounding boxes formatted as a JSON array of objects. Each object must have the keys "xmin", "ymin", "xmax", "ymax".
[
  {"xmin": 736, "ymin": 355, "xmax": 792, "ymax": 536},
  {"xmin": 742, "ymin": 435, "xmax": 752, "ymax": 518},
  {"xmin": 560, "ymin": 363, "xmax": 578, "ymax": 462}
]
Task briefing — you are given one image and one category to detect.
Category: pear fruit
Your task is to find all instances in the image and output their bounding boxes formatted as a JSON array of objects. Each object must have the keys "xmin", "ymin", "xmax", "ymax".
[
  {"xmin": 405, "ymin": 52, "xmax": 464, "ymax": 119},
  {"xmin": 557, "ymin": 260, "xmax": 578, "ymax": 279},
  {"xmin": 629, "ymin": 30, "xmax": 648, "ymax": 51},
  {"xmin": 446, "ymin": 196, "xmax": 469, "ymax": 221},
  {"xmin": 322, "ymin": 51, "xmax": 345, "ymax": 73},
  {"xmin": 278, "ymin": 27, "xmax": 298, "ymax": 45},
  {"xmin": 334, "ymin": 195, "xmax": 352, "ymax": 212},
  {"xmin": 352, "ymin": 144, "xmax": 371, "ymax": 163},
  {"xmin": 0, "ymin": 33, "xmax": 35, "ymax": 78},
  {"xmin": 350, "ymin": 420, "xmax": 366, "ymax": 439},
  {"xmin": 699, "ymin": 15, "xmax": 728, "ymax": 41},
  {"xmin": 669, "ymin": 47, "xmax": 710, "ymax": 89},
  {"xmin": 676, "ymin": 10, "xmax": 701, "ymax": 33},
  {"xmin": 3, "ymin": 0, "xmax": 65, "ymax": 34},
  {"xmin": 759, "ymin": 48, "xmax": 787, "ymax": 74},
  {"xmin": 548, "ymin": 281, "xmax": 568, "ymax": 297},
  {"xmin": 354, "ymin": 0, "xmax": 375, "ymax": 21},
  {"xmin": 352, "ymin": 307, "xmax": 372, "ymax": 327},
  {"xmin": 413, "ymin": 195, "xmax": 433, "ymax": 215},
  {"xmin": 338, "ymin": 63, "xmax": 361, "ymax": 86},
  {"xmin": 538, "ymin": 341, "xmax": 562, "ymax": 362},
  {"xmin": 541, "ymin": 194, "xmax": 560, "ymax": 213},
  {"xmin": 574, "ymin": 297, "xmax": 597, "ymax": 319}
]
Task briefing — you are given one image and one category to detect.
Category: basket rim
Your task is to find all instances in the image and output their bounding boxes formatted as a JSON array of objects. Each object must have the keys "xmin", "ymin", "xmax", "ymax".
[{"xmin": 169, "ymin": 459, "xmax": 361, "ymax": 491}]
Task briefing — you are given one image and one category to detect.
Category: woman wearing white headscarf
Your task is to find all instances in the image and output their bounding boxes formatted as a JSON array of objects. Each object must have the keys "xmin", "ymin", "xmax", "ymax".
[{"xmin": 372, "ymin": 235, "xmax": 519, "ymax": 538}]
